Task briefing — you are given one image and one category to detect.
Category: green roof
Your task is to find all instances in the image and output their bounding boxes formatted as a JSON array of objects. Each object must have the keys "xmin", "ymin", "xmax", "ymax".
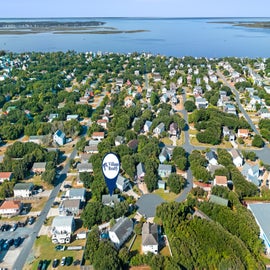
[
  {"xmin": 209, "ymin": 194, "xmax": 228, "ymax": 206},
  {"xmin": 14, "ymin": 182, "xmax": 34, "ymax": 190}
]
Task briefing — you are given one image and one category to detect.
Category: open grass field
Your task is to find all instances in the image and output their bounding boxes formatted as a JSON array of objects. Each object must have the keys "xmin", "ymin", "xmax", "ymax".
[
  {"xmin": 23, "ymin": 235, "xmax": 84, "ymax": 270},
  {"xmin": 153, "ymin": 189, "xmax": 179, "ymax": 202}
]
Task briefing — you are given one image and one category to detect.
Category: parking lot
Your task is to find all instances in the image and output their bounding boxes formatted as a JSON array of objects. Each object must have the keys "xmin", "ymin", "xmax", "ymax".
[{"xmin": 0, "ymin": 219, "xmax": 37, "ymax": 269}]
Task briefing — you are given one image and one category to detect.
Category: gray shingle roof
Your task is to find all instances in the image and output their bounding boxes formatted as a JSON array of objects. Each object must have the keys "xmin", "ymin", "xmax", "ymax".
[
  {"xmin": 110, "ymin": 217, "xmax": 133, "ymax": 241},
  {"xmin": 142, "ymin": 222, "xmax": 158, "ymax": 246},
  {"xmin": 14, "ymin": 182, "xmax": 34, "ymax": 190}
]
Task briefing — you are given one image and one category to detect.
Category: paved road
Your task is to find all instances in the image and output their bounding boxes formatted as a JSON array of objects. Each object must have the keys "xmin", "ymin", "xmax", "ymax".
[
  {"xmin": 217, "ymin": 70, "xmax": 260, "ymax": 135},
  {"xmin": 13, "ymin": 148, "xmax": 78, "ymax": 270},
  {"xmin": 175, "ymin": 91, "xmax": 194, "ymax": 202}
]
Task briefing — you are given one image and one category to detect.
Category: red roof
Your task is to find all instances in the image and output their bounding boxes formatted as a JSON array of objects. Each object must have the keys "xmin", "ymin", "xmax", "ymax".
[
  {"xmin": 215, "ymin": 175, "xmax": 227, "ymax": 185},
  {"xmin": 92, "ymin": 132, "xmax": 105, "ymax": 137},
  {"xmin": 0, "ymin": 172, "xmax": 12, "ymax": 179},
  {"xmin": 0, "ymin": 200, "xmax": 21, "ymax": 210}
]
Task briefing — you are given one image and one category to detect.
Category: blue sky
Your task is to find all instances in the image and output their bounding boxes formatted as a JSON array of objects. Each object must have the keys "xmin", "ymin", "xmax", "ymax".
[{"xmin": 2, "ymin": 0, "xmax": 270, "ymax": 18}]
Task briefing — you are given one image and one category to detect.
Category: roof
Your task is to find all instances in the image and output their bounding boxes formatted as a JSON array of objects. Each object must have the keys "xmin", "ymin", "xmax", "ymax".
[
  {"xmin": 127, "ymin": 139, "xmax": 139, "ymax": 150},
  {"xmin": 209, "ymin": 195, "xmax": 228, "ymax": 206},
  {"xmin": 102, "ymin": 194, "xmax": 121, "ymax": 205},
  {"xmin": 230, "ymin": 149, "xmax": 241, "ymax": 159},
  {"xmin": 142, "ymin": 222, "xmax": 158, "ymax": 246},
  {"xmin": 238, "ymin": 129, "xmax": 249, "ymax": 135},
  {"xmin": 0, "ymin": 172, "xmax": 12, "ymax": 179},
  {"xmin": 206, "ymin": 151, "xmax": 217, "ymax": 161},
  {"xmin": 67, "ymin": 188, "xmax": 86, "ymax": 198},
  {"xmin": 55, "ymin": 129, "xmax": 65, "ymax": 139},
  {"xmin": 248, "ymin": 203, "xmax": 270, "ymax": 246},
  {"xmin": 116, "ymin": 175, "xmax": 129, "ymax": 186},
  {"xmin": 92, "ymin": 132, "xmax": 105, "ymax": 137},
  {"xmin": 215, "ymin": 175, "xmax": 227, "ymax": 185},
  {"xmin": 77, "ymin": 163, "xmax": 93, "ymax": 171},
  {"xmin": 110, "ymin": 217, "xmax": 133, "ymax": 240},
  {"xmin": 137, "ymin": 163, "xmax": 145, "ymax": 176},
  {"xmin": 136, "ymin": 194, "xmax": 165, "ymax": 218},
  {"xmin": 0, "ymin": 200, "xmax": 21, "ymax": 210},
  {"xmin": 158, "ymin": 164, "xmax": 172, "ymax": 172},
  {"xmin": 14, "ymin": 182, "xmax": 34, "ymax": 190},
  {"xmin": 52, "ymin": 216, "xmax": 74, "ymax": 228},
  {"xmin": 32, "ymin": 162, "xmax": 46, "ymax": 169},
  {"xmin": 60, "ymin": 199, "xmax": 81, "ymax": 209}
]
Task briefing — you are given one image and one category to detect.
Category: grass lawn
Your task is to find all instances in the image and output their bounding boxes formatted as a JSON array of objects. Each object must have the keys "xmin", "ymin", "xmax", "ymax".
[
  {"xmin": 125, "ymin": 234, "xmax": 142, "ymax": 255},
  {"xmin": 153, "ymin": 189, "xmax": 179, "ymax": 202},
  {"xmin": 160, "ymin": 245, "xmax": 171, "ymax": 256},
  {"xmin": 177, "ymin": 132, "xmax": 185, "ymax": 146},
  {"xmin": 160, "ymin": 137, "xmax": 173, "ymax": 145},
  {"xmin": 23, "ymin": 175, "xmax": 53, "ymax": 190},
  {"xmin": 23, "ymin": 235, "xmax": 84, "ymax": 270}
]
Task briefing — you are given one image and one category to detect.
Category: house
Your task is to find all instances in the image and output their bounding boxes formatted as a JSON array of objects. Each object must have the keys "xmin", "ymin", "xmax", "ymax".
[
  {"xmin": 241, "ymin": 163, "xmax": 260, "ymax": 186},
  {"xmin": 193, "ymin": 181, "xmax": 212, "ymax": 192},
  {"xmin": 51, "ymin": 216, "xmax": 75, "ymax": 235},
  {"xmin": 222, "ymin": 126, "xmax": 235, "ymax": 141},
  {"xmin": 238, "ymin": 129, "xmax": 249, "ymax": 138},
  {"xmin": 85, "ymin": 140, "xmax": 99, "ymax": 154},
  {"xmin": 248, "ymin": 203, "xmax": 270, "ymax": 254},
  {"xmin": 124, "ymin": 96, "xmax": 135, "ymax": 108},
  {"xmin": 209, "ymin": 194, "xmax": 229, "ymax": 206},
  {"xmin": 144, "ymin": 121, "xmax": 152, "ymax": 133},
  {"xmin": 169, "ymin": 122, "xmax": 179, "ymax": 137},
  {"xmin": 48, "ymin": 113, "xmax": 58, "ymax": 122},
  {"xmin": 224, "ymin": 103, "xmax": 237, "ymax": 115},
  {"xmin": 77, "ymin": 163, "xmax": 93, "ymax": 173},
  {"xmin": 59, "ymin": 199, "xmax": 82, "ymax": 216},
  {"xmin": 66, "ymin": 188, "xmax": 86, "ymax": 202},
  {"xmin": 160, "ymin": 94, "xmax": 168, "ymax": 103},
  {"xmin": 0, "ymin": 172, "xmax": 13, "ymax": 183},
  {"xmin": 66, "ymin": 114, "xmax": 79, "ymax": 121},
  {"xmin": 127, "ymin": 139, "xmax": 139, "ymax": 152},
  {"xmin": 109, "ymin": 217, "xmax": 133, "ymax": 249},
  {"xmin": 0, "ymin": 200, "xmax": 22, "ymax": 217},
  {"xmin": 213, "ymin": 176, "xmax": 227, "ymax": 187},
  {"xmin": 205, "ymin": 151, "xmax": 218, "ymax": 166},
  {"xmin": 159, "ymin": 148, "xmax": 169, "ymax": 163},
  {"xmin": 229, "ymin": 149, "xmax": 243, "ymax": 167},
  {"xmin": 195, "ymin": 97, "xmax": 208, "ymax": 109},
  {"xmin": 115, "ymin": 136, "xmax": 124, "ymax": 146},
  {"xmin": 97, "ymin": 119, "xmax": 108, "ymax": 129},
  {"xmin": 260, "ymin": 108, "xmax": 270, "ymax": 119},
  {"xmin": 207, "ymin": 164, "xmax": 225, "ymax": 177},
  {"xmin": 142, "ymin": 222, "xmax": 159, "ymax": 254},
  {"xmin": 158, "ymin": 180, "xmax": 166, "ymax": 190},
  {"xmin": 102, "ymin": 194, "xmax": 121, "ymax": 207},
  {"xmin": 153, "ymin": 123, "xmax": 165, "ymax": 136},
  {"xmin": 158, "ymin": 164, "xmax": 172, "ymax": 178},
  {"xmin": 153, "ymin": 73, "xmax": 161, "ymax": 82},
  {"xmin": 81, "ymin": 153, "xmax": 91, "ymax": 163},
  {"xmin": 14, "ymin": 182, "xmax": 34, "ymax": 197},
  {"xmin": 32, "ymin": 162, "xmax": 46, "ymax": 174},
  {"xmin": 116, "ymin": 175, "xmax": 130, "ymax": 192},
  {"xmin": 53, "ymin": 130, "xmax": 66, "ymax": 146},
  {"xmin": 92, "ymin": 132, "xmax": 105, "ymax": 141},
  {"xmin": 116, "ymin": 78, "xmax": 124, "ymax": 87},
  {"xmin": 28, "ymin": 135, "xmax": 45, "ymax": 145},
  {"xmin": 137, "ymin": 163, "xmax": 146, "ymax": 181}
]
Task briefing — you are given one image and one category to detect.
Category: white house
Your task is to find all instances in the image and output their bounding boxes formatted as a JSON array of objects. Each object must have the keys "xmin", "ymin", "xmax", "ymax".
[
  {"xmin": 205, "ymin": 151, "xmax": 218, "ymax": 166},
  {"xmin": 144, "ymin": 121, "xmax": 152, "ymax": 133},
  {"xmin": 153, "ymin": 123, "xmax": 165, "ymax": 136},
  {"xmin": 116, "ymin": 175, "xmax": 130, "ymax": 192},
  {"xmin": 51, "ymin": 216, "xmax": 75, "ymax": 234},
  {"xmin": 66, "ymin": 188, "xmax": 86, "ymax": 202},
  {"xmin": 229, "ymin": 149, "xmax": 243, "ymax": 167},
  {"xmin": 14, "ymin": 182, "xmax": 34, "ymax": 197},
  {"xmin": 0, "ymin": 200, "xmax": 22, "ymax": 217},
  {"xmin": 142, "ymin": 222, "xmax": 159, "ymax": 254},
  {"xmin": 53, "ymin": 130, "xmax": 66, "ymax": 146},
  {"xmin": 109, "ymin": 217, "xmax": 133, "ymax": 249}
]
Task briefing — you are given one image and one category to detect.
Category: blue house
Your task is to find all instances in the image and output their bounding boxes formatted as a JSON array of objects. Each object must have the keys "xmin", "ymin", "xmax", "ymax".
[{"xmin": 158, "ymin": 164, "xmax": 172, "ymax": 178}]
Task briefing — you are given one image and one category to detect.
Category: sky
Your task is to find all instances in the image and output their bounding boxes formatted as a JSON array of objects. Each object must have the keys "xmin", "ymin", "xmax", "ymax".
[{"xmin": 2, "ymin": 0, "xmax": 270, "ymax": 18}]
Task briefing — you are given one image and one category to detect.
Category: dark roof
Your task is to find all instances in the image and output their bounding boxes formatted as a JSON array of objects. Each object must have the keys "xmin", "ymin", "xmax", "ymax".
[
  {"xmin": 14, "ymin": 182, "xmax": 34, "ymax": 190},
  {"xmin": 136, "ymin": 194, "xmax": 165, "ymax": 218},
  {"xmin": 206, "ymin": 151, "xmax": 217, "ymax": 161},
  {"xmin": 142, "ymin": 222, "xmax": 158, "ymax": 246},
  {"xmin": 110, "ymin": 217, "xmax": 133, "ymax": 240}
]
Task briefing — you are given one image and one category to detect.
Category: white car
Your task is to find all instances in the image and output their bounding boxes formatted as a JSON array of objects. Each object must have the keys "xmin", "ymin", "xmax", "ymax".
[{"xmin": 61, "ymin": 257, "xmax": 66, "ymax": 266}]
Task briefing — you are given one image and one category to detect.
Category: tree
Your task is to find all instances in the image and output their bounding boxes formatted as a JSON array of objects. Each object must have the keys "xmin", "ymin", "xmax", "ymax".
[
  {"xmin": 167, "ymin": 173, "xmax": 186, "ymax": 194},
  {"xmin": 252, "ymin": 134, "xmax": 264, "ymax": 148},
  {"xmin": 84, "ymin": 225, "xmax": 100, "ymax": 263},
  {"xmin": 79, "ymin": 172, "xmax": 94, "ymax": 188},
  {"xmin": 184, "ymin": 100, "xmax": 196, "ymax": 112},
  {"xmin": 150, "ymin": 92, "xmax": 159, "ymax": 106},
  {"xmin": 93, "ymin": 241, "xmax": 121, "ymax": 270},
  {"xmin": 81, "ymin": 201, "xmax": 103, "ymax": 228},
  {"xmin": 41, "ymin": 169, "xmax": 56, "ymax": 184}
]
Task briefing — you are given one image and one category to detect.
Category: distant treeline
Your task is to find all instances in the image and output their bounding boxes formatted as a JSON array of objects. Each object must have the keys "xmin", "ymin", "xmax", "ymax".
[{"xmin": 0, "ymin": 21, "xmax": 105, "ymax": 28}]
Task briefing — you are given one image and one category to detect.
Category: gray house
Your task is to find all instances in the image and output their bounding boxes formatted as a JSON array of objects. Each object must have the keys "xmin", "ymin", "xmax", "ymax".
[
  {"xmin": 137, "ymin": 163, "xmax": 146, "ymax": 181},
  {"xmin": 158, "ymin": 164, "xmax": 172, "ymax": 178},
  {"xmin": 66, "ymin": 188, "xmax": 86, "ymax": 202},
  {"xmin": 59, "ymin": 199, "xmax": 82, "ymax": 216},
  {"xmin": 153, "ymin": 123, "xmax": 165, "ymax": 135}
]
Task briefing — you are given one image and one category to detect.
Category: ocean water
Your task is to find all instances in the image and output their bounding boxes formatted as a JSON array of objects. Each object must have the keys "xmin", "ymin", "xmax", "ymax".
[{"xmin": 0, "ymin": 17, "xmax": 270, "ymax": 57}]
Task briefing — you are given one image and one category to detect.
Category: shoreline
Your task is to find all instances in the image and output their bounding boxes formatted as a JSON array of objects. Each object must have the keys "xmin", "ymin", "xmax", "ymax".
[{"xmin": 209, "ymin": 21, "xmax": 270, "ymax": 29}]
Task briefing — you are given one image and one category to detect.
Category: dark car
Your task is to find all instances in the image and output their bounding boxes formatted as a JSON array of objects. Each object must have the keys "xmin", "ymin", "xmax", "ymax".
[
  {"xmin": 14, "ymin": 237, "xmax": 22, "ymax": 248},
  {"xmin": 52, "ymin": 258, "xmax": 59, "ymax": 268},
  {"xmin": 37, "ymin": 260, "xmax": 43, "ymax": 270},
  {"xmin": 0, "ymin": 239, "xmax": 5, "ymax": 250},
  {"xmin": 73, "ymin": 259, "xmax": 80, "ymax": 266},
  {"xmin": 55, "ymin": 245, "xmax": 65, "ymax": 251},
  {"xmin": 28, "ymin": 216, "xmax": 35, "ymax": 225},
  {"xmin": 3, "ymin": 224, "xmax": 11, "ymax": 231},
  {"xmin": 0, "ymin": 224, "xmax": 6, "ymax": 231},
  {"xmin": 66, "ymin": 256, "xmax": 72, "ymax": 266},
  {"xmin": 41, "ymin": 260, "xmax": 48, "ymax": 270}
]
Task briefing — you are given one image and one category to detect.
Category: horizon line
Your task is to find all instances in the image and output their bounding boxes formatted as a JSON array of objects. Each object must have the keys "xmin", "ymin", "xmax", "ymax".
[{"xmin": 0, "ymin": 16, "xmax": 270, "ymax": 19}]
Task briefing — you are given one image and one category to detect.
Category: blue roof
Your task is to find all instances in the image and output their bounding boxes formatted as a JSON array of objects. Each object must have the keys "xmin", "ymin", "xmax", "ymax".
[{"xmin": 55, "ymin": 129, "xmax": 65, "ymax": 139}]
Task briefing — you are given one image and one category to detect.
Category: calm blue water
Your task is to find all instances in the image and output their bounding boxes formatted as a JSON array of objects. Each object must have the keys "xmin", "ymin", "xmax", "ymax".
[{"xmin": 0, "ymin": 17, "xmax": 270, "ymax": 57}]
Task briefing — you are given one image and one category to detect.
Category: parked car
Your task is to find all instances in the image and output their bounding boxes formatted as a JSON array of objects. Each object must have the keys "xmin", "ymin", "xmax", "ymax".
[
  {"xmin": 73, "ymin": 259, "xmax": 80, "ymax": 266},
  {"xmin": 0, "ymin": 239, "xmax": 6, "ymax": 250},
  {"xmin": 3, "ymin": 224, "xmax": 11, "ymax": 231},
  {"xmin": 52, "ymin": 258, "xmax": 59, "ymax": 268},
  {"xmin": 66, "ymin": 256, "xmax": 72, "ymax": 266},
  {"xmin": 37, "ymin": 260, "xmax": 43, "ymax": 270},
  {"xmin": 0, "ymin": 224, "xmax": 6, "ymax": 231},
  {"xmin": 14, "ymin": 237, "xmax": 22, "ymax": 248},
  {"xmin": 60, "ymin": 257, "xmax": 66, "ymax": 266},
  {"xmin": 28, "ymin": 216, "xmax": 35, "ymax": 225},
  {"xmin": 41, "ymin": 260, "xmax": 48, "ymax": 270},
  {"xmin": 10, "ymin": 223, "xmax": 18, "ymax": 231},
  {"xmin": 55, "ymin": 245, "xmax": 65, "ymax": 251}
]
